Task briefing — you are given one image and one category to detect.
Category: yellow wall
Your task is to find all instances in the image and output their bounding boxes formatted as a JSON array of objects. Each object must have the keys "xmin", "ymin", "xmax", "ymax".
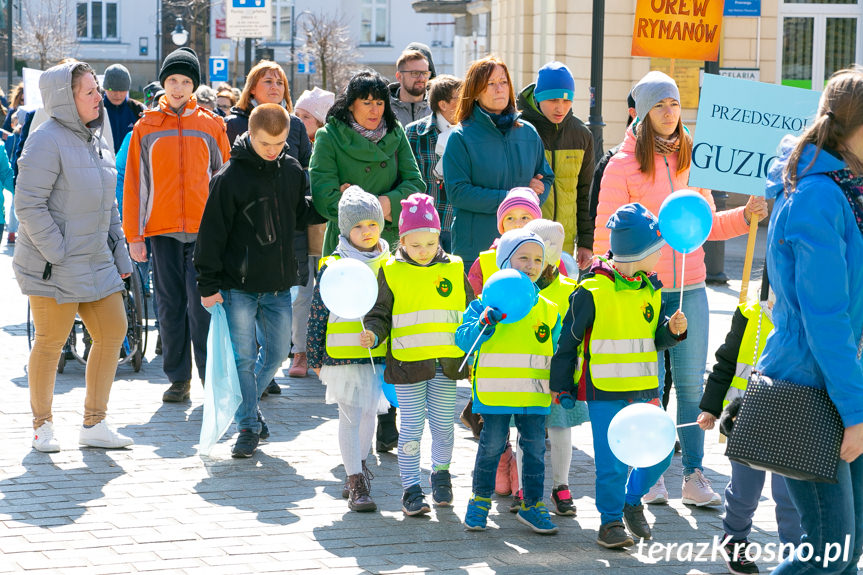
[{"xmin": 490, "ymin": 0, "xmax": 778, "ymax": 151}]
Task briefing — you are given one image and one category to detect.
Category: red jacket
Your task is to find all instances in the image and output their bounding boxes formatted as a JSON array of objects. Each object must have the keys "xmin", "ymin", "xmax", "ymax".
[
  {"xmin": 594, "ymin": 125, "xmax": 749, "ymax": 288},
  {"xmin": 123, "ymin": 95, "xmax": 231, "ymax": 243}
]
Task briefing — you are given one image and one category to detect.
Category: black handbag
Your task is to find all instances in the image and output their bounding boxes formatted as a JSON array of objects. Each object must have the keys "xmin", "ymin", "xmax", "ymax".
[{"xmin": 725, "ymin": 371, "xmax": 844, "ymax": 484}]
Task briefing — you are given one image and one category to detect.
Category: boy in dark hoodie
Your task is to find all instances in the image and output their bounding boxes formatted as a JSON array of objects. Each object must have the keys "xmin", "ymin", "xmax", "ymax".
[
  {"xmin": 194, "ymin": 103, "xmax": 318, "ymax": 458},
  {"xmin": 550, "ymin": 202, "xmax": 687, "ymax": 549}
]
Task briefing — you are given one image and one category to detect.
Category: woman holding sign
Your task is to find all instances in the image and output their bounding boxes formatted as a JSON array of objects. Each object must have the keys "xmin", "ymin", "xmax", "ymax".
[
  {"xmin": 761, "ymin": 68, "xmax": 863, "ymax": 575},
  {"xmin": 594, "ymin": 71, "xmax": 768, "ymax": 507}
]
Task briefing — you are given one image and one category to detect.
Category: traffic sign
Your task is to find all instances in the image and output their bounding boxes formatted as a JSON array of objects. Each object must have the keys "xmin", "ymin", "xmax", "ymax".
[
  {"xmin": 298, "ymin": 53, "xmax": 315, "ymax": 75},
  {"xmin": 210, "ymin": 57, "xmax": 229, "ymax": 83},
  {"xmin": 226, "ymin": 0, "xmax": 272, "ymax": 39}
]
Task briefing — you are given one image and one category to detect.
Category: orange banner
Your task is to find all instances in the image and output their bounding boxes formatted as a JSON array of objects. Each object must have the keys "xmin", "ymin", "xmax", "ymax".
[{"xmin": 631, "ymin": 0, "xmax": 724, "ymax": 62}]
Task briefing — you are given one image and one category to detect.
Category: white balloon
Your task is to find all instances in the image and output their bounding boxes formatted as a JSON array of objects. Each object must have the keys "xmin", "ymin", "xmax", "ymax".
[
  {"xmin": 319, "ymin": 258, "xmax": 379, "ymax": 319},
  {"xmin": 607, "ymin": 402, "xmax": 676, "ymax": 468}
]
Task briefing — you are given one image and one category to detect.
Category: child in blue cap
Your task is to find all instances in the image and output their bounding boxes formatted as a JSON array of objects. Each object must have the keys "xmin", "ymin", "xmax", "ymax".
[
  {"xmin": 550, "ymin": 202, "xmax": 687, "ymax": 548},
  {"xmin": 458, "ymin": 228, "xmax": 562, "ymax": 535}
]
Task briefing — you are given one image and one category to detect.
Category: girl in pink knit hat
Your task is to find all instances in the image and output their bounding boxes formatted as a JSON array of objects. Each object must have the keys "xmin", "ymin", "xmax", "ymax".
[{"xmin": 360, "ymin": 193, "xmax": 475, "ymax": 516}]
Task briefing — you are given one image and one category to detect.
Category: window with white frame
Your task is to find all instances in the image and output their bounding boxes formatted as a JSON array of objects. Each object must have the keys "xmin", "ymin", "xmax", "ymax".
[
  {"xmin": 76, "ymin": 1, "xmax": 118, "ymax": 41},
  {"xmin": 360, "ymin": 0, "xmax": 388, "ymax": 45},
  {"xmin": 272, "ymin": 0, "xmax": 291, "ymax": 44}
]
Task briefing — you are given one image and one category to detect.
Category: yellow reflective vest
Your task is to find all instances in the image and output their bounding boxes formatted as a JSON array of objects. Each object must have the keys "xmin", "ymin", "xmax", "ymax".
[
  {"xmin": 579, "ymin": 274, "xmax": 662, "ymax": 392},
  {"xmin": 539, "ymin": 272, "xmax": 578, "ymax": 314},
  {"xmin": 478, "ymin": 249, "xmax": 498, "ymax": 288},
  {"xmin": 320, "ymin": 255, "xmax": 387, "ymax": 359},
  {"xmin": 724, "ymin": 301, "xmax": 773, "ymax": 407},
  {"xmin": 381, "ymin": 256, "xmax": 466, "ymax": 361},
  {"xmin": 474, "ymin": 295, "xmax": 558, "ymax": 408}
]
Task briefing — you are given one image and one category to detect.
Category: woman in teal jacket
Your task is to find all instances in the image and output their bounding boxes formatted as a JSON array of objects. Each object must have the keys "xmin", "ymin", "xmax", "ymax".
[
  {"xmin": 442, "ymin": 56, "xmax": 553, "ymax": 267},
  {"xmin": 310, "ymin": 71, "xmax": 425, "ymax": 257},
  {"xmin": 761, "ymin": 68, "xmax": 863, "ymax": 574}
]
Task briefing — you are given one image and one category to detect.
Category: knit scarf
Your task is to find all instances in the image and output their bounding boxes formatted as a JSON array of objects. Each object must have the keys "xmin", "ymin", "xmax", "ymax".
[
  {"xmin": 333, "ymin": 235, "xmax": 391, "ymax": 276},
  {"xmin": 347, "ymin": 112, "xmax": 387, "ymax": 143},
  {"xmin": 654, "ymin": 133, "xmax": 681, "ymax": 156},
  {"xmin": 478, "ymin": 105, "xmax": 516, "ymax": 134},
  {"xmin": 826, "ymin": 168, "xmax": 863, "ymax": 236}
]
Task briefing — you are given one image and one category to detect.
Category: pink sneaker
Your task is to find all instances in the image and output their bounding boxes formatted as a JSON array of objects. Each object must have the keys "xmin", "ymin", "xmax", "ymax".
[
  {"xmin": 288, "ymin": 352, "xmax": 308, "ymax": 378},
  {"xmin": 642, "ymin": 475, "xmax": 668, "ymax": 505},
  {"xmin": 495, "ymin": 444, "xmax": 513, "ymax": 496},
  {"xmin": 681, "ymin": 469, "xmax": 722, "ymax": 506}
]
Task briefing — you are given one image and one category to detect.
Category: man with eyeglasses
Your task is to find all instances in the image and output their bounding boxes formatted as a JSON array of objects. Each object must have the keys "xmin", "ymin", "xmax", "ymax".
[{"xmin": 389, "ymin": 49, "xmax": 433, "ymax": 128}]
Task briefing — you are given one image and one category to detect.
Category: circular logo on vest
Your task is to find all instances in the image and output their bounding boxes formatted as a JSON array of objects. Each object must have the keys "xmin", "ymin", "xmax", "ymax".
[
  {"xmin": 436, "ymin": 276, "xmax": 453, "ymax": 297},
  {"xmin": 534, "ymin": 321, "xmax": 550, "ymax": 343},
  {"xmin": 641, "ymin": 301, "xmax": 655, "ymax": 323}
]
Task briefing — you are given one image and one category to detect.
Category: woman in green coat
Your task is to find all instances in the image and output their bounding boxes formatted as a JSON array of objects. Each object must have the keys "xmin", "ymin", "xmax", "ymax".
[{"xmin": 310, "ymin": 71, "xmax": 425, "ymax": 257}]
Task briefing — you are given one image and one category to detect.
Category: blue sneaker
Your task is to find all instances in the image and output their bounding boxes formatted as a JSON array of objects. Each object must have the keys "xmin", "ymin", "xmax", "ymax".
[
  {"xmin": 517, "ymin": 502, "xmax": 559, "ymax": 534},
  {"xmin": 464, "ymin": 496, "xmax": 491, "ymax": 531}
]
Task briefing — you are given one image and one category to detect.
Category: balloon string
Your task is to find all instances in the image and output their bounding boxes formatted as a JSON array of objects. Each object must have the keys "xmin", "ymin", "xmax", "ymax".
[
  {"xmin": 360, "ymin": 317, "xmax": 376, "ymax": 375},
  {"xmin": 678, "ymin": 251, "xmax": 686, "ymax": 313},
  {"xmin": 458, "ymin": 307, "xmax": 490, "ymax": 372},
  {"xmin": 676, "ymin": 421, "xmax": 700, "ymax": 428}
]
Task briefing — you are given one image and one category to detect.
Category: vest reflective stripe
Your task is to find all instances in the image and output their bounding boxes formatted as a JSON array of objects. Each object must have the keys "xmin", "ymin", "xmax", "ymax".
[
  {"xmin": 582, "ymin": 274, "xmax": 662, "ymax": 392},
  {"xmin": 382, "ymin": 256, "xmax": 466, "ymax": 361},
  {"xmin": 724, "ymin": 301, "xmax": 773, "ymax": 408},
  {"xmin": 474, "ymin": 295, "xmax": 558, "ymax": 408},
  {"xmin": 321, "ymin": 255, "xmax": 387, "ymax": 359},
  {"xmin": 478, "ymin": 249, "xmax": 499, "ymax": 290}
]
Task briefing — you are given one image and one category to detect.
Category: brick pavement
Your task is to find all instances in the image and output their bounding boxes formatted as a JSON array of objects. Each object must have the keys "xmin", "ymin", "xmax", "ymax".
[{"xmin": 0, "ymin": 235, "xmax": 826, "ymax": 574}]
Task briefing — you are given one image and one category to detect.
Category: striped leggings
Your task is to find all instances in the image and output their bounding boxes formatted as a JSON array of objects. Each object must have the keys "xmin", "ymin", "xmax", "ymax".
[{"xmin": 394, "ymin": 370, "xmax": 457, "ymax": 489}]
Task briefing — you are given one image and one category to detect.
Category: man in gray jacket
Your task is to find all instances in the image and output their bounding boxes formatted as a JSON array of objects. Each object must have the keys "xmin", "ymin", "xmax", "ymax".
[{"xmin": 389, "ymin": 49, "xmax": 432, "ymax": 128}]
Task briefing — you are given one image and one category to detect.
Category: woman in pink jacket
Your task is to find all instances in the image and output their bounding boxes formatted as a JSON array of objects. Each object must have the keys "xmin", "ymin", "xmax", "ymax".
[{"xmin": 594, "ymin": 71, "xmax": 768, "ymax": 508}]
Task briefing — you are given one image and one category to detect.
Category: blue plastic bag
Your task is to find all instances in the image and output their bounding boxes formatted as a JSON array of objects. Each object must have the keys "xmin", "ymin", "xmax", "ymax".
[{"xmin": 199, "ymin": 303, "xmax": 243, "ymax": 455}]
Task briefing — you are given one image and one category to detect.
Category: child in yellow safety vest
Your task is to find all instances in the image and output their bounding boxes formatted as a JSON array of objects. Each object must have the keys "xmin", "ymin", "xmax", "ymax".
[
  {"xmin": 458, "ymin": 228, "xmax": 562, "ymax": 535},
  {"xmin": 306, "ymin": 187, "xmax": 390, "ymax": 513},
  {"xmin": 697, "ymin": 275, "xmax": 802, "ymax": 573},
  {"xmin": 550, "ymin": 202, "xmax": 687, "ymax": 549},
  {"xmin": 360, "ymin": 193, "xmax": 474, "ymax": 516}
]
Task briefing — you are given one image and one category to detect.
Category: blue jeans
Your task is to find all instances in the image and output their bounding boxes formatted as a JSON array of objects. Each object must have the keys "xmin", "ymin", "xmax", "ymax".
[
  {"xmin": 773, "ymin": 457, "xmax": 863, "ymax": 575},
  {"xmin": 221, "ymin": 289, "xmax": 293, "ymax": 433},
  {"xmin": 658, "ymin": 286, "xmax": 709, "ymax": 475},
  {"xmin": 472, "ymin": 413, "xmax": 546, "ymax": 506},
  {"xmin": 724, "ymin": 461, "xmax": 803, "ymax": 545},
  {"xmin": 588, "ymin": 399, "xmax": 674, "ymax": 525}
]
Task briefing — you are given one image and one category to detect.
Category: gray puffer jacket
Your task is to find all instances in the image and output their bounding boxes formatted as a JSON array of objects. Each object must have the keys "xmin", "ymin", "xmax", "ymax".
[{"xmin": 13, "ymin": 62, "xmax": 132, "ymax": 304}]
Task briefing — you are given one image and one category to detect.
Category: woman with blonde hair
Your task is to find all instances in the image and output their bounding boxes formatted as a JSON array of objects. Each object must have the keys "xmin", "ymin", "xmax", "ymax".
[{"xmin": 762, "ymin": 66, "xmax": 863, "ymax": 574}]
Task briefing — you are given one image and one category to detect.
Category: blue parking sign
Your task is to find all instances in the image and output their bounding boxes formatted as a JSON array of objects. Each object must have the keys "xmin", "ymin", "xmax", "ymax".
[
  {"xmin": 209, "ymin": 58, "xmax": 229, "ymax": 83},
  {"xmin": 233, "ymin": 0, "xmax": 265, "ymax": 7}
]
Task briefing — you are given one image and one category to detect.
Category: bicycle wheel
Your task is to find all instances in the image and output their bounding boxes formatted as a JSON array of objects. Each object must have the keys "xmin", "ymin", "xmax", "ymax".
[{"xmin": 126, "ymin": 269, "xmax": 145, "ymax": 372}]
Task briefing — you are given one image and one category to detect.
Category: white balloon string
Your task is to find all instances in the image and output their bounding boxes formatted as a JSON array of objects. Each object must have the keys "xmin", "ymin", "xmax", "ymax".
[
  {"xmin": 678, "ymin": 251, "xmax": 686, "ymax": 313},
  {"xmin": 676, "ymin": 421, "xmax": 700, "ymax": 428},
  {"xmin": 360, "ymin": 317, "xmax": 376, "ymax": 375},
  {"xmin": 458, "ymin": 308, "xmax": 490, "ymax": 372}
]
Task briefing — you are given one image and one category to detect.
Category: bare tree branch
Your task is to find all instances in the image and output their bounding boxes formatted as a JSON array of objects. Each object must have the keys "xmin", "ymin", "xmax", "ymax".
[
  {"xmin": 298, "ymin": 12, "xmax": 361, "ymax": 94},
  {"xmin": 14, "ymin": 0, "xmax": 78, "ymax": 70}
]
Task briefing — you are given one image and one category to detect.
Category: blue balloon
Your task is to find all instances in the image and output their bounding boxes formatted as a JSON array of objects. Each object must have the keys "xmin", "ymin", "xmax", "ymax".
[
  {"xmin": 482, "ymin": 269, "xmax": 535, "ymax": 324},
  {"xmin": 607, "ymin": 403, "xmax": 676, "ymax": 468},
  {"xmin": 382, "ymin": 382, "xmax": 398, "ymax": 407},
  {"xmin": 658, "ymin": 190, "xmax": 714, "ymax": 254}
]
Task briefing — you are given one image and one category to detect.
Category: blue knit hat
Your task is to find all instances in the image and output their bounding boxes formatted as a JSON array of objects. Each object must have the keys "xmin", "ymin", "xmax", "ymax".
[
  {"xmin": 606, "ymin": 203, "xmax": 665, "ymax": 263},
  {"xmin": 496, "ymin": 229, "xmax": 545, "ymax": 270},
  {"xmin": 534, "ymin": 62, "xmax": 575, "ymax": 103}
]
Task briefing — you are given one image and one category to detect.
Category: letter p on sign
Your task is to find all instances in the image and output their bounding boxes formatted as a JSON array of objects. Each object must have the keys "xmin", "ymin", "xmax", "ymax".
[{"xmin": 210, "ymin": 57, "xmax": 229, "ymax": 83}]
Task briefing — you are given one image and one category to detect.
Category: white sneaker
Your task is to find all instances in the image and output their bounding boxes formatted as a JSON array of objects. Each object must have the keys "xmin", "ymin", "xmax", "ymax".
[
  {"xmin": 682, "ymin": 469, "xmax": 722, "ymax": 506},
  {"xmin": 32, "ymin": 422, "xmax": 61, "ymax": 452},
  {"xmin": 642, "ymin": 475, "xmax": 668, "ymax": 505},
  {"xmin": 79, "ymin": 421, "xmax": 133, "ymax": 449}
]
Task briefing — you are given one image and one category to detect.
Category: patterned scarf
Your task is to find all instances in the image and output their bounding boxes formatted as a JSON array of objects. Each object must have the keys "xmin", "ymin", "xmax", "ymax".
[
  {"xmin": 654, "ymin": 133, "xmax": 681, "ymax": 156},
  {"xmin": 827, "ymin": 168, "xmax": 863, "ymax": 236},
  {"xmin": 347, "ymin": 112, "xmax": 387, "ymax": 143}
]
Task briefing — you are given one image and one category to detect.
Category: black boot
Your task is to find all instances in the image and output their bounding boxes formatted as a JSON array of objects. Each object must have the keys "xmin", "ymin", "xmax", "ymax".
[{"xmin": 376, "ymin": 405, "xmax": 398, "ymax": 453}]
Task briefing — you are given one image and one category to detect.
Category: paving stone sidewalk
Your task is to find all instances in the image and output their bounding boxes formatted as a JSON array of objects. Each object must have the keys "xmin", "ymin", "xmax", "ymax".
[{"xmin": 0, "ymin": 235, "xmax": 820, "ymax": 574}]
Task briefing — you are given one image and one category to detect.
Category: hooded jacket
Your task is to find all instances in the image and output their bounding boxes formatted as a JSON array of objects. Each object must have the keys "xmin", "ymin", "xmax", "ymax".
[
  {"xmin": 442, "ymin": 105, "xmax": 554, "ymax": 265},
  {"xmin": 517, "ymin": 83, "xmax": 595, "ymax": 253},
  {"xmin": 13, "ymin": 63, "xmax": 132, "ymax": 304},
  {"xmin": 388, "ymin": 83, "xmax": 431, "ymax": 128},
  {"xmin": 594, "ymin": 124, "xmax": 750, "ymax": 288},
  {"xmin": 224, "ymin": 105, "xmax": 312, "ymax": 168},
  {"xmin": 758, "ymin": 137, "xmax": 863, "ymax": 427},
  {"xmin": 309, "ymin": 116, "xmax": 425, "ymax": 256},
  {"xmin": 122, "ymin": 95, "xmax": 231, "ymax": 243},
  {"xmin": 194, "ymin": 133, "xmax": 317, "ymax": 296}
]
